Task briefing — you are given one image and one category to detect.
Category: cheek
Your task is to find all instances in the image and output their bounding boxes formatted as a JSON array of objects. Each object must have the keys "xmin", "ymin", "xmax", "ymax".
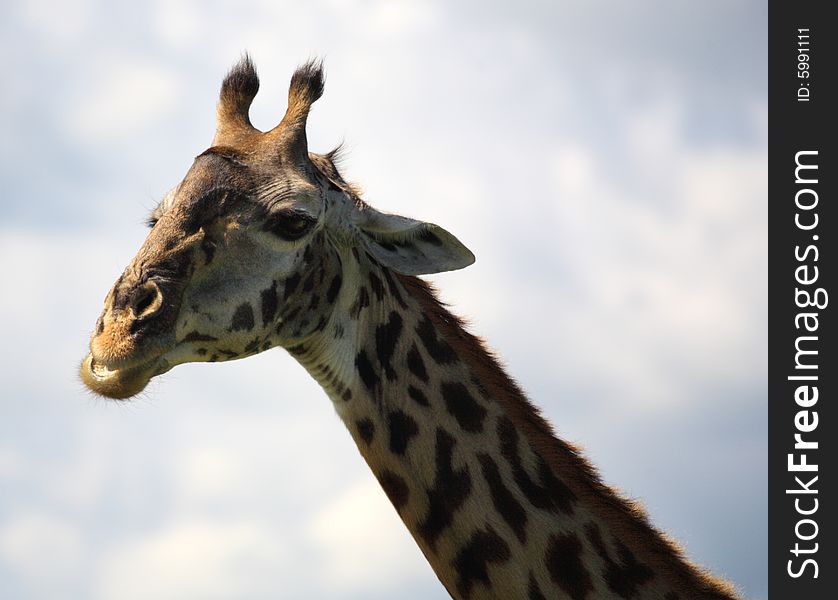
[
  {"xmin": 177, "ymin": 247, "xmax": 301, "ymax": 338},
  {"xmin": 274, "ymin": 244, "xmax": 344, "ymax": 341}
]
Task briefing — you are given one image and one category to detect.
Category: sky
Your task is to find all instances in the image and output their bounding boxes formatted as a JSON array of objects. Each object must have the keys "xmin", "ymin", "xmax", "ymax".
[{"xmin": 0, "ymin": 1, "xmax": 767, "ymax": 599}]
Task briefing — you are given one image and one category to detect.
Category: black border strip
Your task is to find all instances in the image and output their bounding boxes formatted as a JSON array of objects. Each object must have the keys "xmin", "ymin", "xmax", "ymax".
[{"xmin": 769, "ymin": 5, "xmax": 835, "ymax": 598}]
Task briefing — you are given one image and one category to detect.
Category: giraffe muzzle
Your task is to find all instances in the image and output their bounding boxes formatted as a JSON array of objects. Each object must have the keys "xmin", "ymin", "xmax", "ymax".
[
  {"xmin": 79, "ymin": 352, "xmax": 168, "ymax": 399},
  {"xmin": 81, "ymin": 276, "xmax": 181, "ymax": 399}
]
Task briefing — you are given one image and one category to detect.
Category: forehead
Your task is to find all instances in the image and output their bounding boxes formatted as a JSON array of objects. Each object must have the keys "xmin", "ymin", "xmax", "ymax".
[
  {"xmin": 155, "ymin": 148, "xmax": 322, "ymax": 218},
  {"xmin": 181, "ymin": 149, "xmax": 251, "ymax": 194}
]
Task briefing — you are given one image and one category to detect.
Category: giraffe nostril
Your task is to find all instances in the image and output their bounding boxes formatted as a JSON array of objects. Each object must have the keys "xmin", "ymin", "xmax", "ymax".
[
  {"xmin": 131, "ymin": 281, "xmax": 163, "ymax": 320},
  {"xmin": 135, "ymin": 291, "xmax": 154, "ymax": 314}
]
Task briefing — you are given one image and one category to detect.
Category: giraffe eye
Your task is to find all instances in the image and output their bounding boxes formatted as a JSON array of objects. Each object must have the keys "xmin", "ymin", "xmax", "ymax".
[{"xmin": 263, "ymin": 210, "xmax": 316, "ymax": 241}]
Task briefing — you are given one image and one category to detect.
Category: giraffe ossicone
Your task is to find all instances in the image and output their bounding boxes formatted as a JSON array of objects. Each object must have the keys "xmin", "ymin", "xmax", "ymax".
[{"xmin": 81, "ymin": 57, "xmax": 739, "ymax": 600}]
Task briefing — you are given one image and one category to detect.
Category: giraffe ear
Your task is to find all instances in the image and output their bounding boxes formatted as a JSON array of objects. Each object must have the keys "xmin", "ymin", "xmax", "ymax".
[{"xmin": 354, "ymin": 208, "xmax": 475, "ymax": 275}]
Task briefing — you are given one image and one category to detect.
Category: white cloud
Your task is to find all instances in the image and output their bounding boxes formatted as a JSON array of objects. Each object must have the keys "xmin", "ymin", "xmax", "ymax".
[
  {"xmin": 364, "ymin": 0, "xmax": 439, "ymax": 36},
  {"xmin": 151, "ymin": 0, "xmax": 206, "ymax": 48},
  {"xmin": 174, "ymin": 445, "xmax": 247, "ymax": 501},
  {"xmin": 17, "ymin": 0, "xmax": 94, "ymax": 43},
  {"xmin": 535, "ymin": 98, "xmax": 766, "ymax": 411},
  {"xmin": 307, "ymin": 478, "xmax": 431, "ymax": 592},
  {"xmin": 624, "ymin": 97, "xmax": 685, "ymax": 166},
  {"xmin": 64, "ymin": 58, "xmax": 183, "ymax": 144},
  {"xmin": 0, "ymin": 512, "xmax": 86, "ymax": 595},
  {"xmin": 551, "ymin": 144, "xmax": 597, "ymax": 199},
  {"xmin": 97, "ymin": 520, "xmax": 289, "ymax": 600},
  {"xmin": 0, "ymin": 448, "xmax": 22, "ymax": 479}
]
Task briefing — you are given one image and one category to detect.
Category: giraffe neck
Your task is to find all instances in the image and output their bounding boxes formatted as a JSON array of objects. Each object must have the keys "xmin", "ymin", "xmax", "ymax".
[{"xmin": 288, "ymin": 258, "xmax": 737, "ymax": 600}]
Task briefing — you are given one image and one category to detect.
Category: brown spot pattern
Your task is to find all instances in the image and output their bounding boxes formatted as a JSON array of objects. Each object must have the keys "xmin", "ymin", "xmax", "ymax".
[
  {"xmin": 406, "ymin": 343, "xmax": 428, "ymax": 382},
  {"xmin": 387, "ymin": 410, "xmax": 419, "ymax": 455},
  {"xmin": 528, "ymin": 573, "xmax": 547, "ymax": 600},
  {"xmin": 452, "ymin": 525, "xmax": 511, "ymax": 599},
  {"xmin": 378, "ymin": 470, "xmax": 410, "ymax": 510},
  {"xmin": 230, "ymin": 302, "xmax": 254, "ymax": 331},
  {"xmin": 441, "ymin": 381, "xmax": 486, "ymax": 433},
  {"xmin": 585, "ymin": 522, "xmax": 654, "ymax": 598},
  {"xmin": 497, "ymin": 416, "xmax": 576, "ymax": 514},
  {"xmin": 356, "ymin": 418, "xmax": 375, "ymax": 445},
  {"xmin": 545, "ymin": 532, "xmax": 593, "ymax": 600},
  {"xmin": 478, "ymin": 453, "xmax": 528, "ymax": 543},
  {"xmin": 418, "ymin": 428, "xmax": 472, "ymax": 551}
]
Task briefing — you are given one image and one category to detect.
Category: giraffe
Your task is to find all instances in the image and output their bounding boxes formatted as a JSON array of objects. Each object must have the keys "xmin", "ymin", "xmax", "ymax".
[{"xmin": 80, "ymin": 57, "xmax": 739, "ymax": 600}]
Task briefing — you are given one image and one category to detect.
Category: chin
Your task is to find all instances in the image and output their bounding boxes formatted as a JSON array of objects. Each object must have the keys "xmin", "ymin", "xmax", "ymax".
[{"xmin": 79, "ymin": 352, "xmax": 165, "ymax": 399}]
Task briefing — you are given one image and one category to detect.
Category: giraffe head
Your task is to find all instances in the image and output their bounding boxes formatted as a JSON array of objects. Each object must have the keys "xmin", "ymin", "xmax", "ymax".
[{"xmin": 80, "ymin": 57, "xmax": 474, "ymax": 399}]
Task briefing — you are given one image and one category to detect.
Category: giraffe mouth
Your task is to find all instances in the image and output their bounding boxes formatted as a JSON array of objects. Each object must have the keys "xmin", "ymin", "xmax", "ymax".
[{"xmin": 79, "ymin": 352, "xmax": 171, "ymax": 400}]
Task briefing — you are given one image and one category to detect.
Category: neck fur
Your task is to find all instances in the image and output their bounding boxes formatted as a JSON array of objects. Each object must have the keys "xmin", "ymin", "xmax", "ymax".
[{"xmin": 288, "ymin": 256, "xmax": 737, "ymax": 600}]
